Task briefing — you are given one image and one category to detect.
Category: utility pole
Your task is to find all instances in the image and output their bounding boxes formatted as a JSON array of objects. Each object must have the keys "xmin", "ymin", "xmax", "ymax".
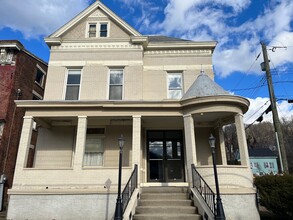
[{"xmin": 261, "ymin": 42, "xmax": 289, "ymax": 174}]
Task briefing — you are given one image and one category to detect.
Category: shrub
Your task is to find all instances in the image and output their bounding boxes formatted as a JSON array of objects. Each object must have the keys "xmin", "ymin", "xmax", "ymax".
[{"xmin": 254, "ymin": 175, "xmax": 293, "ymax": 217}]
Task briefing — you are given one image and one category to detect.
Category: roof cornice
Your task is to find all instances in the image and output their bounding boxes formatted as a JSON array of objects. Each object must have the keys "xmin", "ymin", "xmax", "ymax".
[{"xmin": 146, "ymin": 41, "xmax": 217, "ymax": 50}]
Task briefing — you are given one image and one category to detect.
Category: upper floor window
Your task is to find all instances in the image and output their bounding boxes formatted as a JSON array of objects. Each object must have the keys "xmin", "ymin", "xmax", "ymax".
[
  {"xmin": 167, "ymin": 73, "xmax": 182, "ymax": 99},
  {"xmin": 0, "ymin": 120, "xmax": 5, "ymax": 138},
  {"xmin": 109, "ymin": 69, "xmax": 123, "ymax": 100},
  {"xmin": 88, "ymin": 24, "xmax": 97, "ymax": 38},
  {"xmin": 65, "ymin": 69, "xmax": 81, "ymax": 100},
  {"xmin": 35, "ymin": 66, "xmax": 46, "ymax": 87},
  {"xmin": 100, "ymin": 23, "xmax": 108, "ymax": 37}
]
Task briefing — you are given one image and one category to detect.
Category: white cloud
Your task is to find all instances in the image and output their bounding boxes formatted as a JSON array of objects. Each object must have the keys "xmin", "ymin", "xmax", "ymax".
[
  {"xmin": 0, "ymin": 0, "xmax": 90, "ymax": 39},
  {"xmin": 244, "ymin": 97, "xmax": 293, "ymax": 124},
  {"xmin": 147, "ymin": 0, "xmax": 293, "ymax": 78}
]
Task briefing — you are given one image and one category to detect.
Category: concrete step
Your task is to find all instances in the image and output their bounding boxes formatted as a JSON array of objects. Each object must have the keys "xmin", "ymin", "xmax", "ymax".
[
  {"xmin": 133, "ymin": 213, "xmax": 202, "ymax": 220},
  {"xmin": 138, "ymin": 199, "xmax": 193, "ymax": 207},
  {"xmin": 141, "ymin": 187, "xmax": 188, "ymax": 193},
  {"xmin": 140, "ymin": 192, "xmax": 188, "ymax": 200},
  {"xmin": 135, "ymin": 206, "xmax": 197, "ymax": 214},
  {"xmin": 133, "ymin": 187, "xmax": 201, "ymax": 220}
]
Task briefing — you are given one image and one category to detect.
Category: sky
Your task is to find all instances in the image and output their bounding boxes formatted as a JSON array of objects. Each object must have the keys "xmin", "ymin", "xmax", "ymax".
[{"xmin": 0, "ymin": 0, "xmax": 292, "ymax": 124}]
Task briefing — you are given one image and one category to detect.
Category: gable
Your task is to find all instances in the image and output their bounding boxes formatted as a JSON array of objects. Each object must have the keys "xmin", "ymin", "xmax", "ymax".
[
  {"xmin": 46, "ymin": 1, "xmax": 140, "ymax": 44},
  {"xmin": 61, "ymin": 8, "xmax": 131, "ymax": 40}
]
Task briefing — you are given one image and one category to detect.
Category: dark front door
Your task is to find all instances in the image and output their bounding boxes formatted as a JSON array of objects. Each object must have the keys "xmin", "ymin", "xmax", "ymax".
[{"xmin": 147, "ymin": 130, "xmax": 185, "ymax": 182}]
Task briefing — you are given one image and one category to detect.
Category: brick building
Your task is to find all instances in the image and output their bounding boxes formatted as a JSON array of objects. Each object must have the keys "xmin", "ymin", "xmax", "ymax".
[{"xmin": 0, "ymin": 40, "xmax": 47, "ymax": 204}]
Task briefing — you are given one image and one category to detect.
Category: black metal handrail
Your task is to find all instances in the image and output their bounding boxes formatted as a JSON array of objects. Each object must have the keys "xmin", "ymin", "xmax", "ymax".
[
  {"xmin": 122, "ymin": 164, "xmax": 138, "ymax": 213},
  {"xmin": 191, "ymin": 164, "xmax": 216, "ymax": 215}
]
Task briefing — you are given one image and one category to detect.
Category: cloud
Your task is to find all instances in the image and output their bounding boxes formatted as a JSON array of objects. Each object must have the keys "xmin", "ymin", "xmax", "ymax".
[
  {"xmin": 0, "ymin": 0, "xmax": 91, "ymax": 39},
  {"xmin": 141, "ymin": 0, "xmax": 293, "ymax": 78},
  {"xmin": 244, "ymin": 97, "xmax": 293, "ymax": 124}
]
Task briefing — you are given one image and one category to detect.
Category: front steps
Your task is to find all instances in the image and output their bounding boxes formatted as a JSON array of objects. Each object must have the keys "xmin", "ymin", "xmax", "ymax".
[{"xmin": 133, "ymin": 187, "xmax": 202, "ymax": 220}]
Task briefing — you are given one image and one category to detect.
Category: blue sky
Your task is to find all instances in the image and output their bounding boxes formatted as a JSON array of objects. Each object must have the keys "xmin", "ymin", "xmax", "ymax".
[{"xmin": 0, "ymin": 0, "xmax": 292, "ymax": 123}]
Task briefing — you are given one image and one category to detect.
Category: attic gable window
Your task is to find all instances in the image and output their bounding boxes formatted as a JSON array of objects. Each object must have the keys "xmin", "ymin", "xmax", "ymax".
[
  {"xmin": 100, "ymin": 23, "xmax": 108, "ymax": 37},
  {"xmin": 89, "ymin": 24, "xmax": 97, "ymax": 38},
  {"xmin": 87, "ymin": 22, "xmax": 109, "ymax": 38}
]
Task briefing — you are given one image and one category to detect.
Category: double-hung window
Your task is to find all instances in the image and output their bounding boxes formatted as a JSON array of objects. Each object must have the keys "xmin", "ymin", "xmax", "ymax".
[
  {"xmin": 87, "ymin": 22, "xmax": 108, "ymax": 38},
  {"xmin": 83, "ymin": 128, "xmax": 105, "ymax": 166},
  {"xmin": 167, "ymin": 73, "xmax": 183, "ymax": 99},
  {"xmin": 109, "ymin": 69, "xmax": 123, "ymax": 100},
  {"xmin": 65, "ymin": 69, "xmax": 81, "ymax": 100},
  {"xmin": 88, "ymin": 24, "xmax": 96, "ymax": 38},
  {"xmin": 100, "ymin": 23, "xmax": 108, "ymax": 37}
]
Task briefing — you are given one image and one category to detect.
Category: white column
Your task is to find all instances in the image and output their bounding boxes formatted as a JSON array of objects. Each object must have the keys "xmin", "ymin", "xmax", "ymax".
[
  {"xmin": 218, "ymin": 127, "xmax": 227, "ymax": 165},
  {"xmin": 183, "ymin": 114, "xmax": 197, "ymax": 185},
  {"xmin": 132, "ymin": 115, "xmax": 141, "ymax": 185},
  {"xmin": 73, "ymin": 116, "xmax": 87, "ymax": 170},
  {"xmin": 235, "ymin": 113, "xmax": 250, "ymax": 166},
  {"xmin": 14, "ymin": 116, "xmax": 34, "ymax": 171}
]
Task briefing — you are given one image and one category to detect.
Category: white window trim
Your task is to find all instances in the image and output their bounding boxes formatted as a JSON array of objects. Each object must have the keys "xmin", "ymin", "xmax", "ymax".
[
  {"xmin": 83, "ymin": 127, "xmax": 106, "ymax": 167},
  {"xmin": 85, "ymin": 21, "xmax": 110, "ymax": 38},
  {"xmin": 35, "ymin": 64, "xmax": 46, "ymax": 88},
  {"xmin": 32, "ymin": 90, "xmax": 43, "ymax": 100},
  {"xmin": 167, "ymin": 72, "xmax": 183, "ymax": 99},
  {"xmin": 63, "ymin": 68, "xmax": 82, "ymax": 100},
  {"xmin": 107, "ymin": 68, "xmax": 124, "ymax": 100}
]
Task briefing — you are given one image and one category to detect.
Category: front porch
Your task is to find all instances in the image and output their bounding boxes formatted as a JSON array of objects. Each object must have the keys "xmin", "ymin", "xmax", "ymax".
[{"xmin": 7, "ymin": 97, "xmax": 258, "ymax": 219}]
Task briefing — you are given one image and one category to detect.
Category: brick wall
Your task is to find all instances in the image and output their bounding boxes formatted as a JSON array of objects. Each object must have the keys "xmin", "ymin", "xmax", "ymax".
[{"xmin": 0, "ymin": 47, "xmax": 47, "ymax": 199}]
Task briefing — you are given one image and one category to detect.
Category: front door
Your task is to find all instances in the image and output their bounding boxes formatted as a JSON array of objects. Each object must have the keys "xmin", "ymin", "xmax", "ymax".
[{"xmin": 147, "ymin": 130, "xmax": 185, "ymax": 182}]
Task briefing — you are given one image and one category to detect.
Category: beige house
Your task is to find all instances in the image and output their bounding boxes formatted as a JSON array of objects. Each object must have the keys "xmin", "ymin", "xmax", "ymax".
[{"xmin": 7, "ymin": 1, "xmax": 259, "ymax": 220}]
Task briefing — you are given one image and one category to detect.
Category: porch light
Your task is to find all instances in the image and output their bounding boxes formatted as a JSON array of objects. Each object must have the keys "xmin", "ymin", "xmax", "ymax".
[
  {"xmin": 114, "ymin": 134, "xmax": 125, "ymax": 220},
  {"xmin": 209, "ymin": 134, "xmax": 225, "ymax": 220},
  {"xmin": 209, "ymin": 134, "xmax": 216, "ymax": 150}
]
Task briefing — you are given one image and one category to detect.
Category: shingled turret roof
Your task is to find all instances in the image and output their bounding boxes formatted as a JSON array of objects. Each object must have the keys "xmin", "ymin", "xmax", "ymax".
[{"xmin": 181, "ymin": 70, "xmax": 229, "ymax": 100}]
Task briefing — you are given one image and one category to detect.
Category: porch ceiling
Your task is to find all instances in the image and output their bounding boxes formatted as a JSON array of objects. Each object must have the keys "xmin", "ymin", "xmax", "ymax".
[{"xmin": 192, "ymin": 112, "xmax": 234, "ymax": 124}]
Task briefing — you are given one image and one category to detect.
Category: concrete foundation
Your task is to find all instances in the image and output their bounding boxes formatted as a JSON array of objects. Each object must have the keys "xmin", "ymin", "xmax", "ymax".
[
  {"xmin": 222, "ymin": 193, "xmax": 260, "ymax": 220},
  {"xmin": 7, "ymin": 194, "xmax": 117, "ymax": 220}
]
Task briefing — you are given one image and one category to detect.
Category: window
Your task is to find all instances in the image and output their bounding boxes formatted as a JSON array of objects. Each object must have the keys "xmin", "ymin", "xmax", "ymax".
[
  {"xmin": 264, "ymin": 162, "xmax": 269, "ymax": 168},
  {"xmin": 32, "ymin": 90, "xmax": 42, "ymax": 100},
  {"xmin": 0, "ymin": 120, "xmax": 5, "ymax": 138},
  {"xmin": 65, "ymin": 69, "xmax": 81, "ymax": 100},
  {"xmin": 89, "ymin": 24, "xmax": 96, "ymax": 38},
  {"xmin": 109, "ymin": 69, "xmax": 123, "ymax": 100},
  {"xmin": 269, "ymin": 162, "xmax": 274, "ymax": 168},
  {"xmin": 100, "ymin": 23, "xmax": 108, "ymax": 37},
  {"xmin": 87, "ymin": 22, "xmax": 109, "ymax": 38},
  {"xmin": 35, "ymin": 65, "xmax": 46, "ymax": 87},
  {"xmin": 83, "ymin": 128, "xmax": 105, "ymax": 166},
  {"xmin": 167, "ymin": 73, "xmax": 183, "ymax": 99}
]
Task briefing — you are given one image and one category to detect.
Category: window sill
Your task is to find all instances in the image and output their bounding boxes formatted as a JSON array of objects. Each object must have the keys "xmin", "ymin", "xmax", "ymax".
[{"xmin": 34, "ymin": 81, "xmax": 44, "ymax": 89}]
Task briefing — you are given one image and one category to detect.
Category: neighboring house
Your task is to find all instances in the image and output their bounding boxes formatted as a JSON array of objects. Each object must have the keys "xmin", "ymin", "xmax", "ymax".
[
  {"xmin": 249, "ymin": 148, "xmax": 278, "ymax": 175},
  {"xmin": 0, "ymin": 40, "xmax": 47, "ymax": 204},
  {"xmin": 7, "ymin": 1, "xmax": 259, "ymax": 220}
]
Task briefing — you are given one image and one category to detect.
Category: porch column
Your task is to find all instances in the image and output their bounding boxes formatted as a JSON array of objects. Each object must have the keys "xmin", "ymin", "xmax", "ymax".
[
  {"xmin": 183, "ymin": 114, "xmax": 197, "ymax": 184},
  {"xmin": 74, "ymin": 116, "xmax": 87, "ymax": 170},
  {"xmin": 235, "ymin": 113, "xmax": 250, "ymax": 166},
  {"xmin": 218, "ymin": 127, "xmax": 227, "ymax": 165},
  {"xmin": 14, "ymin": 116, "xmax": 34, "ymax": 170},
  {"xmin": 132, "ymin": 115, "xmax": 141, "ymax": 185}
]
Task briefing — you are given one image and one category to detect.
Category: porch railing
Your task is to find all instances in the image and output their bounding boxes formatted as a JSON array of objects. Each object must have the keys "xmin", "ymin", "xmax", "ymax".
[
  {"xmin": 122, "ymin": 164, "xmax": 138, "ymax": 213},
  {"xmin": 191, "ymin": 164, "xmax": 216, "ymax": 215}
]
